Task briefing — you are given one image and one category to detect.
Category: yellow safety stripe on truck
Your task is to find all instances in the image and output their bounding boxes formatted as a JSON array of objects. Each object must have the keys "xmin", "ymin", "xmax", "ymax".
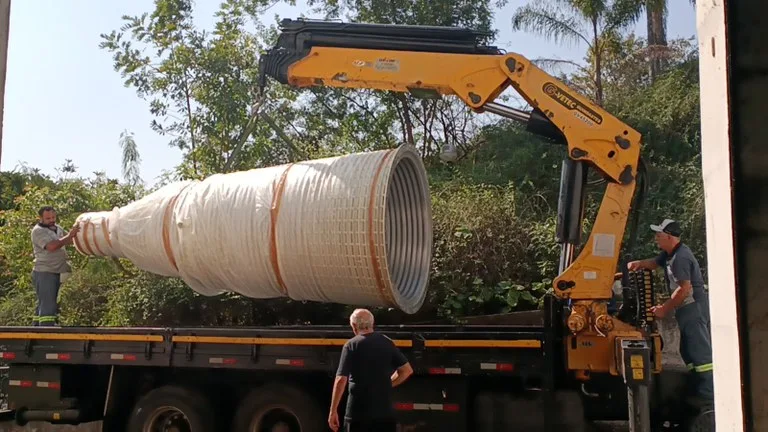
[
  {"xmin": 171, "ymin": 336, "xmax": 542, "ymax": 349},
  {"xmin": 0, "ymin": 332, "xmax": 164, "ymax": 342},
  {"xmin": 0, "ymin": 333, "xmax": 542, "ymax": 348},
  {"xmin": 171, "ymin": 336, "xmax": 408, "ymax": 347},
  {"xmin": 423, "ymin": 340, "xmax": 542, "ymax": 348}
]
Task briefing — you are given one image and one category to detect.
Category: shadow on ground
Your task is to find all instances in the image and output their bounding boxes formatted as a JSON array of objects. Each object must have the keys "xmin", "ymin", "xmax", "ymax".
[{"xmin": 0, "ymin": 422, "xmax": 101, "ymax": 432}]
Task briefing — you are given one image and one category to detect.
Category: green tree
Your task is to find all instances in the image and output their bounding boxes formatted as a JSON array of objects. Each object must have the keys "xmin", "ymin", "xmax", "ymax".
[
  {"xmin": 642, "ymin": 1, "xmax": 697, "ymax": 82},
  {"xmin": 99, "ymin": 0, "xmax": 303, "ymax": 179},
  {"xmin": 644, "ymin": 0, "xmax": 667, "ymax": 81},
  {"xmin": 0, "ymin": 164, "xmax": 144, "ymax": 325}
]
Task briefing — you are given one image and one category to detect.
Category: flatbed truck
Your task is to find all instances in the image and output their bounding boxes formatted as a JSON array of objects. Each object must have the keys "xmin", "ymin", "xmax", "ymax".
[{"xmin": 0, "ymin": 296, "xmax": 700, "ymax": 431}]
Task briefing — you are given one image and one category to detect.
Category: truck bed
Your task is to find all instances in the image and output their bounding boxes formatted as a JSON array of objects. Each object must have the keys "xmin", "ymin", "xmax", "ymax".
[
  {"xmin": 0, "ymin": 323, "xmax": 550, "ymax": 381},
  {"xmin": 0, "ymin": 302, "xmax": 630, "ymax": 432}
]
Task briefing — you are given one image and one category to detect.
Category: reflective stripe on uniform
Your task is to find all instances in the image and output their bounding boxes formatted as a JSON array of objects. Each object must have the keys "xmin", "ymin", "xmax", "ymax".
[{"xmin": 694, "ymin": 363, "xmax": 713, "ymax": 373}]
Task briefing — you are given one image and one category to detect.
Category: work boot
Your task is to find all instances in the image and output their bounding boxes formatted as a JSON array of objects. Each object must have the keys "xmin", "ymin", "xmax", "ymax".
[{"xmin": 686, "ymin": 394, "xmax": 714, "ymax": 413}]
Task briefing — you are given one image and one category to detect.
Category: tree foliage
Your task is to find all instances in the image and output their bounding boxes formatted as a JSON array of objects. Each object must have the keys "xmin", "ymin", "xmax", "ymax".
[
  {"xmin": 0, "ymin": 0, "xmax": 706, "ymax": 326},
  {"xmin": 295, "ymin": 0, "xmax": 505, "ymax": 161},
  {"xmin": 511, "ymin": 0, "xmax": 645, "ymax": 105},
  {"xmin": 98, "ymin": 0, "xmax": 303, "ymax": 179}
]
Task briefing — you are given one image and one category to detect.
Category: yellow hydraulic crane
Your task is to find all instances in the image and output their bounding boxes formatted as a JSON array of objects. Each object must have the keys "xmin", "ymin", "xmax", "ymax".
[{"xmin": 258, "ymin": 17, "xmax": 669, "ymax": 431}]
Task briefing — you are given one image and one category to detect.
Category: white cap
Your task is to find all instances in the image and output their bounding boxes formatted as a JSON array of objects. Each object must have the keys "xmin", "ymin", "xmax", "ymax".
[{"xmin": 650, "ymin": 218, "xmax": 682, "ymax": 237}]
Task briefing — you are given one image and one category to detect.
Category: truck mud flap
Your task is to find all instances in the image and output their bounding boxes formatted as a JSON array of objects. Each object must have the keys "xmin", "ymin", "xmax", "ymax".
[{"xmin": 6, "ymin": 365, "xmax": 83, "ymax": 426}]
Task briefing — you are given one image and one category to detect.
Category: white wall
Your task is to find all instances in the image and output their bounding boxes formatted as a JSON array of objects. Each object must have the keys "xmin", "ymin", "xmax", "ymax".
[{"xmin": 697, "ymin": 0, "xmax": 745, "ymax": 429}]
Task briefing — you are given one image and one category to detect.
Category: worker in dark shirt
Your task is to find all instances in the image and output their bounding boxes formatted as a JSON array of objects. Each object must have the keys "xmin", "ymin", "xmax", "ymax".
[
  {"xmin": 328, "ymin": 308, "xmax": 413, "ymax": 432},
  {"xmin": 628, "ymin": 218, "xmax": 713, "ymax": 407}
]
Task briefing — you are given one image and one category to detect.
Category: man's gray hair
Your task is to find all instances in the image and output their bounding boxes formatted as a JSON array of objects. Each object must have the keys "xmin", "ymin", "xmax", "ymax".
[{"xmin": 350, "ymin": 308, "xmax": 374, "ymax": 330}]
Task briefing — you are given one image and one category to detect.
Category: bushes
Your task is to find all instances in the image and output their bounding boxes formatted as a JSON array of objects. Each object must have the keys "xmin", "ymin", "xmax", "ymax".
[{"xmin": 426, "ymin": 175, "xmax": 558, "ymax": 320}]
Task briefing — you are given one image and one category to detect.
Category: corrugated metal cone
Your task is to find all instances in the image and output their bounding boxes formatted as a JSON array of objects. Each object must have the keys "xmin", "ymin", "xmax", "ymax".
[{"xmin": 73, "ymin": 145, "xmax": 433, "ymax": 314}]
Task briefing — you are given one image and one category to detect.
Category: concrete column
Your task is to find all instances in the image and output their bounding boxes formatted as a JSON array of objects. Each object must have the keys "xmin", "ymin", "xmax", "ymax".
[
  {"xmin": 697, "ymin": 1, "xmax": 768, "ymax": 430},
  {"xmin": 0, "ymin": 0, "xmax": 10, "ymax": 168}
]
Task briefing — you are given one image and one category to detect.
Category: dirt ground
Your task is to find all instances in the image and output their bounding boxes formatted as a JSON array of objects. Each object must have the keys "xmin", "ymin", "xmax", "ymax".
[
  {"xmin": 0, "ymin": 422, "xmax": 102, "ymax": 432},
  {"xmin": 0, "ymin": 421, "xmax": 629, "ymax": 431}
]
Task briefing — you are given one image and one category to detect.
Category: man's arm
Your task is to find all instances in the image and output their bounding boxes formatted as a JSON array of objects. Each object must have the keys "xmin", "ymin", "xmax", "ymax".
[
  {"xmin": 390, "ymin": 344, "xmax": 413, "ymax": 388},
  {"xmin": 44, "ymin": 235, "xmax": 74, "ymax": 252},
  {"xmin": 665, "ymin": 280, "xmax": 694, "ymax": 309},
  {"xmin": 330, "ymin": 375, "xmax": 348, "ymax": 413},
  {"xmin": 329, "ymin": 343, "xmax": 350, "ymax": 429},
  {"xmin": 665, "ymin": 257, "xmax": 695, "ymax": 309},
  {"xmin": 36, "ymin": 225, "xmax": 78, "ymax": 252},
  {"xmin": 628, "ymin": 255, "xmax": 662, "ymax": 271},
  {"xmin": 391, "ymin": 362, "xmax": 413, "ymax": 388},
  {"xmin": 654, "ymin": 257, "xmax": 695, "ymax": 317}
]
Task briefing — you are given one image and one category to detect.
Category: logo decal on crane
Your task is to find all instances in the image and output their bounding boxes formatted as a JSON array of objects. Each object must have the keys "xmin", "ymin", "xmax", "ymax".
[
  {"xmin": 543, "ymin": 82, "xmax": 603, "ymax": 126},
  {"xmin": 375, "ymin": 58, "xmax": 400, "ymax": 72}
]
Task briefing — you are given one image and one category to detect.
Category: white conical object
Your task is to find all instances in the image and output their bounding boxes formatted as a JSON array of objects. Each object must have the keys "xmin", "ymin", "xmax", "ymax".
[{"xmin": 72, "ymin": 145, "xmax": 433, "ymax": 314}]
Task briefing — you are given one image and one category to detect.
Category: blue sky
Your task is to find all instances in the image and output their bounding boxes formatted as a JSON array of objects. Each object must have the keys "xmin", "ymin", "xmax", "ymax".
[{"xmin": 0, "ymin": 1, "xmax": 697, "ymax": 186}]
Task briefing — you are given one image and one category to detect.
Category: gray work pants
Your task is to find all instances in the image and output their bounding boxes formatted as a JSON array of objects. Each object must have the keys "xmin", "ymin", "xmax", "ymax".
[
  {"xmin": 675, "ymin": 295, "xmax": 714, "ymax": 401},
  {"xmin": 32, "ymin": 271, "xmax": 60, "ymax": 326}
]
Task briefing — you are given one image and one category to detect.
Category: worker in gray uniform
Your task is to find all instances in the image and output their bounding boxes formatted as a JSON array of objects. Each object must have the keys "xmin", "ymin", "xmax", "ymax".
[
  {"xmin": 30, "ymin": 206, "xmax": 79, "ymax": 326},
  {"xmin": 628, "ymin": 218, "xmax": 714, "ymax": 407}
]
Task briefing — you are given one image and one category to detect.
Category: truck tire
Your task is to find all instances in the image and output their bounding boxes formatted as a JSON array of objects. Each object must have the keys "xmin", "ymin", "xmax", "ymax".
[
  {"xmin": 232, "ymin": 383, "xmax": 325, "ymax": 432},
  {"xmin": 686, "ymin": 408, "xmax": 715, "ymax": 432},
  {"xmin": 126, "ymin": 385, "xmax": 216, "ymax": 432}
]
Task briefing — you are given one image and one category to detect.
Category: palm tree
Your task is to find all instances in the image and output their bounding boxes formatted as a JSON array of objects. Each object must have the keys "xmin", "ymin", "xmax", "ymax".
[
  {"xmin": 511, "ymin": 0, "xmax": 645, "ymax": 106},
  {"xmin": 645, "ymin": 0, "xmax": 667, "ymax": 81},
  {"xmin": 645, "ymin": 0, "xmax": 697, "ymax": 82}
]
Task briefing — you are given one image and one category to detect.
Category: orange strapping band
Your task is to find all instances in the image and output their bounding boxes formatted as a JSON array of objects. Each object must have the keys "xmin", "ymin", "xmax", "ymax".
[
  {"xmin": 81, "ymin": 220, "xmax": 96, "ymax": 256},
  {"xmin": 161, "ymin": 184, "xmax": 193, "ymax": 272},
  {"xmin": 102, "ymin": 217, "xmax": 113, "ymax": 249},
  {"xmin": 89, "ymin": 221, "xmax": 105, "ymax": 256},
  {"xmin": 368, "ymin": 149, "xmax": 397, "ymax": 307},
  {"xmin": 72, "ymin": 222, "xmax": 85, "ymax": 255},
  {"xmin": 270, "ymin": 163, "xmax": 294, "ymax": 296}
]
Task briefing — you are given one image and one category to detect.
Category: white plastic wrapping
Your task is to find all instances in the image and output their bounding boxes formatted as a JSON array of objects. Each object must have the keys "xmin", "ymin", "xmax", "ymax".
[
  {"xmin": 73, "ymin": 145, "xmax": 433, "ymax": 314},
  {"xmin": 73, "ymin": 211, "xmax": 118, "ymax": 258}
]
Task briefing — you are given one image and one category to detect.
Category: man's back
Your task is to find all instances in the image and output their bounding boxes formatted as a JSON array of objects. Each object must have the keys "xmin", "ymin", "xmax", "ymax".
[{"xmin": 337, "ymin": 331, "xmax": 408, "ymax": 422}]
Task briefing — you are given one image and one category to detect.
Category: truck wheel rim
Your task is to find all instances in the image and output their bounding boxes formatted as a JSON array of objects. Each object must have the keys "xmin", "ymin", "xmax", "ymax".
[
  {"xmin": 252, "ymin": 406, "xmax": 300, "ymax": 432},
  {"xmin": 145, "ymin": 406, "xmax": 192, "ymax": 432},
  {"xmin": 690, "ymin": 409, "xmax": 715, "ymax": 432}
]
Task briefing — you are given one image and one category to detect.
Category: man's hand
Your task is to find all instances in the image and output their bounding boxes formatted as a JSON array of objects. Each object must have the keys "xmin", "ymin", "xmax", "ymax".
[
  {"xmin": 328, "ymin": 375, "xmax": 347, "ymax": 431},
  {"xmin": 650, "ymin": 304, "xmax": 669, "ymax": 319},
  {"xmin": 391, "ymin": 362, "xmax": 413, "ymax": 388},
  {"xmin": 627, "ymin": 258, "xmax": 658, "ymax": 272},
  {"xmin": 328, "ymin": 411, "xmax": 340, "ymax": 431},
  {"xmin": 67, "ymin": 223, "xmax": 81, "ymax": 238},
  {"xmin": 59, "ymin": 223, "xmax": 81, "ymax": 247}
]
